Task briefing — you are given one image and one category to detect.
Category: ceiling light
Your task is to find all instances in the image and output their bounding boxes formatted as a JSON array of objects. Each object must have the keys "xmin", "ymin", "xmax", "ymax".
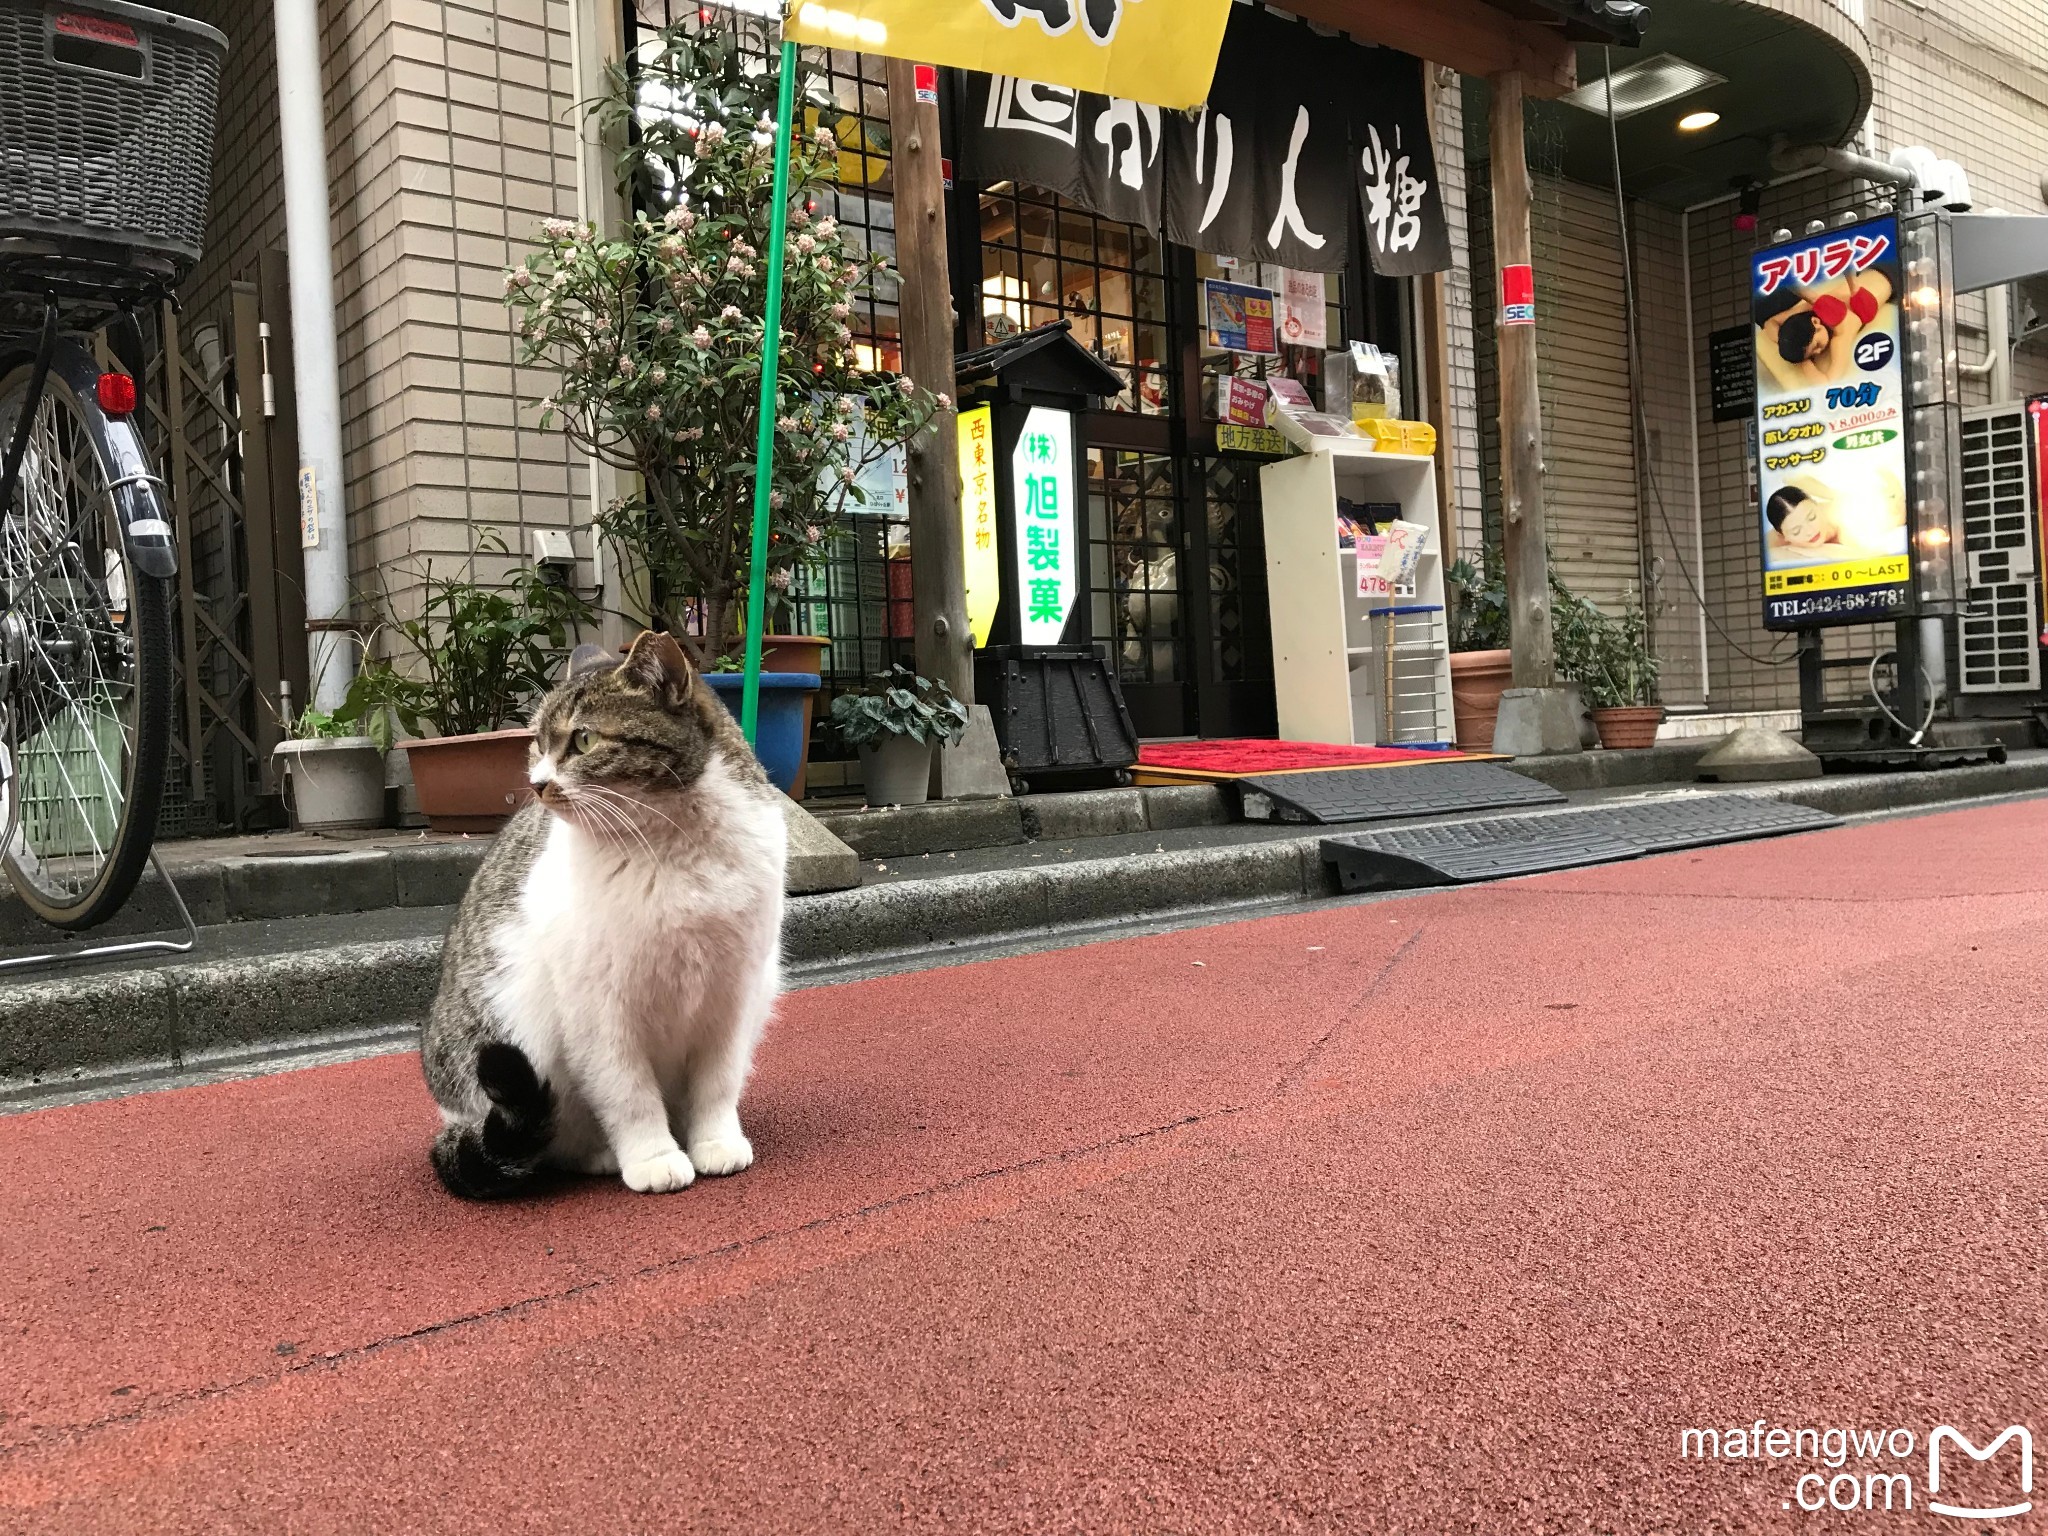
[
  {"xmin": 1561, "ymin": 54, "xmax": 1728, "ymax": 121},
  {"xmin": 1678, "ymin": 111, "xmax": 1721, "ymax": 133}
]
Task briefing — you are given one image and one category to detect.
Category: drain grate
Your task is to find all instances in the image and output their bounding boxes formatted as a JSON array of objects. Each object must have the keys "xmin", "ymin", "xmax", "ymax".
[
  {"xmin": 1239, "ymin": 762, "xmax": 1565, "ymax": 825},
  {"xmin": 1320, "ymin": 795, "xmax": 1838, "ymax": 891}
]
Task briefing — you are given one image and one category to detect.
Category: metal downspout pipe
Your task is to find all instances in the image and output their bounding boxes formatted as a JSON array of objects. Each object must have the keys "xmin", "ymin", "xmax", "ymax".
[{"xmin": 271, "ymin": 0, "xmax": 355, "ymax": 713}]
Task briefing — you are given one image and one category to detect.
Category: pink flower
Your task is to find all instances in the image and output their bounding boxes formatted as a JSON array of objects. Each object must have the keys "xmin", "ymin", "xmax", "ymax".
[
  {"xmin": 542, "ymin": 218, "xmax": 575, "ymax": 239},
  {"xmin": 691, "ymin": 326, "xmax": 711, "ymax": 346},
  {"xmin": 831, "ymin": 422, "xmax": 849, "ymax": 441},
  {"xmin": 830, "ymin": 303, "xmax": 851, "ymax": 320},
  {"xmin": 617, "ymin": 356, "xmax": 636, "ymax": 377},
  {"xmin": 663, "ymin": 206, "xmax": 696, "ymax": 230},
  {"xmin": 896, "ymin": 376, "xmax": 915, "ymax": 397},
  {"xmin": 839, "ymin": 466, "xmax": 856, "ymax": 484},
  {"xmin": 816, "ymin": 218, "xmax": 837, "ymax": 238},
  {"xmin": 805, "ymin": 524, "xmax": 823, "ymax": 544},
  {"xmin": 770, "ymin": 490, "xmax": 786, "ymax": 510},
  {"xmin": 720, "ymin": 305, "xmax": 745, "ymax": 322},
  {"xmin": 645, "ymin": 404, "xmax": 663, "ymax": 421},
  {"xmin": 770, "ymin": 567, "xmax": 793, "ymax": 591},
  {"xmin": 936, "ymin": 392, "xmax": 953, "ymax": 410}
]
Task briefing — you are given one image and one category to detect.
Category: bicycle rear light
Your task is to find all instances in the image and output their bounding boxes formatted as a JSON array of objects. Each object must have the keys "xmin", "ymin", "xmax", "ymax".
[{"xmin": 97, "ymin": 373, "xmax": 137, "ymax": 416}]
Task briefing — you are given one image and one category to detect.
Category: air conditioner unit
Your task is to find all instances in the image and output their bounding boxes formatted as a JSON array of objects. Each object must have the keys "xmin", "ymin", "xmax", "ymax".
[{"xmin": 1956, "ymin": 404, "xmax": 2042, "ymax": 693}]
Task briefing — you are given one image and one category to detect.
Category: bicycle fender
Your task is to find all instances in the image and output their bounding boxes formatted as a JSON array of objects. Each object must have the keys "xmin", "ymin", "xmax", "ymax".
[{"xmin": 47, "ymin": 341, "xmax": 178, "ymax": 581}]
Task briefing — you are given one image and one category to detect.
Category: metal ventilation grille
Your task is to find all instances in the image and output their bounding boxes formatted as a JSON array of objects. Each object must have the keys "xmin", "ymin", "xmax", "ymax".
[
  {"xmin": 1958, "ymin": 407, "xmax": 2041, "ymax": 694},
  {"xmin": 1560, "ymin": 55, "xmax": 1726, "ymax": 120},
  {"xmin": 0, "ymin": 0, "xmax": 225, "ymax": 270}
]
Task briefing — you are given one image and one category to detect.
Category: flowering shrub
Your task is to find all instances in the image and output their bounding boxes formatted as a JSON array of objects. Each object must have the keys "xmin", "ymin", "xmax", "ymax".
[{"xmin": 504, "ymin": 22, "xmax": 942, "ymax": 651}]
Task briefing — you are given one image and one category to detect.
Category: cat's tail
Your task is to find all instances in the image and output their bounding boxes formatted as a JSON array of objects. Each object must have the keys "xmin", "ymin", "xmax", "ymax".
[{"xmin": 430, "ymin": 1043, "xmax": 556, "ymax": 1200}]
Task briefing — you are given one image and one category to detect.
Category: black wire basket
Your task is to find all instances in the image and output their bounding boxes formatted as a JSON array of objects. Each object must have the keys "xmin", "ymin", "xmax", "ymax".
[{"xmin": 0, "ymin": 0, "xmax": 227, "ymax": 316}]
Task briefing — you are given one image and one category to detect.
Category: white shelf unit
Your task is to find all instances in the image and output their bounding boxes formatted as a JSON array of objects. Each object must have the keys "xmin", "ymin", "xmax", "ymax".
[{"xmin": 1260, "ymin": 445, "xmax": 1454, "ymax": 747}]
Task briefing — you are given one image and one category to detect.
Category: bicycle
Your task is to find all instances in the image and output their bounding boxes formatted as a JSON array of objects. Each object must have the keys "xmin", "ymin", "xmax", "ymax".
[{"xmin": 0, "ymin": 0, "xmax": 225, "ymax": 929}]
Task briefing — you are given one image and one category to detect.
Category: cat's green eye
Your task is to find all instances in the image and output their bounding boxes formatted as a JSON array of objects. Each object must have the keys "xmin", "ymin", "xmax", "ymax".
[{"xmin": 570, "ymin": 728, "xmax": 597, "ymax": 755}]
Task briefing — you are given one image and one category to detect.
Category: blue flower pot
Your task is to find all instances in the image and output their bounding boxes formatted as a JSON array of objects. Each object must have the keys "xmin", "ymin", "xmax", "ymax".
[{"xmin": 703, "ymin": 672, "xmax": 819, "ymax": 795}]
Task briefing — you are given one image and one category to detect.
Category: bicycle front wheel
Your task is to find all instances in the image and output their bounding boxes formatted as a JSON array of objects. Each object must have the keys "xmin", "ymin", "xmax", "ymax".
[{"xmin": 0, "ymin": 351, "xmax": 173, "ymax": 930}]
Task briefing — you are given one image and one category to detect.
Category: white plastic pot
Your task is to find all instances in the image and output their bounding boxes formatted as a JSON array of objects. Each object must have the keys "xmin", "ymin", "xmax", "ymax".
[
  {"xmin": 858, "ymin": 734, "xmax": 934, "ymax": 807},
  {"xmin": 274, "ymin": 737, "xmax": 387, "ymax": 832}
]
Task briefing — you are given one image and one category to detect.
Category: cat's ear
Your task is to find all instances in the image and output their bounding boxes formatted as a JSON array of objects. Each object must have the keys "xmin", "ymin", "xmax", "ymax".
[
  {"xmin": 565, "ymin": 643, "xmax": 620, "ymax": 683},
  {"xmin": 621, "ymin": 629, "xmax": 695, "ymax": 708}
]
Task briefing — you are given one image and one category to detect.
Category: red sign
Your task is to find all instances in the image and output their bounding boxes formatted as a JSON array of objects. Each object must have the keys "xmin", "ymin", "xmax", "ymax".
[
  {"xmin": 914, "ymin": 63, "xmax": 938, "ymax": 104},
  {"xmin": 53, "ymin": 11, "xmax": 139, "ymax": 45},
  {"xmin": 1501, "ymin": 263, "xmax": 1535, "ymax": 327}
]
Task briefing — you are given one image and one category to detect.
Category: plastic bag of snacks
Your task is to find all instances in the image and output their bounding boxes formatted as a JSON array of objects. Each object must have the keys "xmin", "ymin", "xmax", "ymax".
[{"xmin": 1324, "ymin": 342, "xmax": 1400, "ymax": 423}]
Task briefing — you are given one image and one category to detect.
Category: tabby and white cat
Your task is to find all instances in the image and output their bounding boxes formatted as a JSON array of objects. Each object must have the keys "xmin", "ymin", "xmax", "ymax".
[{"xmin": 422, "ymin": 630, "xmax": 788, "ymax": 1199}]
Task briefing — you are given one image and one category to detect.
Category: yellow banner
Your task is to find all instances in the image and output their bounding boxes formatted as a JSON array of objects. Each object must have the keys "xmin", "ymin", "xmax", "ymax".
[{"xmin": 785, "ymin": 0, "xmax": 1231, "ymax": 110}]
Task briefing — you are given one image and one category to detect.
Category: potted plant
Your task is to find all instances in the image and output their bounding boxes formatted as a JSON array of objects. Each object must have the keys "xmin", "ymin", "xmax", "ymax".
[
  {"xmin": 503, "ymin": 21, "xmax": 941, "ymax": 780},
  {"xmin": 272, "ymin": 704, "xmax": 386, "ymax": 834},
  {"xmin": 1446, "ymin": 556, "xmax": 1512, "ymax": 751},
  {"xmin": 1583, "ymin": 589, "xmax": 1664, "ymax": 750},
  {"xmin": 340, "ymin": 537, "xmax": 593, "ymax": 832},
  {"xmin": 1548, "ymin": 569, "xmax": 1607, "ymax": 751},
  {"xmin": 829, "ymin": 665, "xmax": 969, "ymax": 807}
]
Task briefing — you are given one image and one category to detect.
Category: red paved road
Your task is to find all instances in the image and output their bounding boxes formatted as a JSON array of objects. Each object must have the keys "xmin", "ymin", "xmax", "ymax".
[{"xmin": 4, "ymin": 801, "xmax": 2046, "ymax": 1532}]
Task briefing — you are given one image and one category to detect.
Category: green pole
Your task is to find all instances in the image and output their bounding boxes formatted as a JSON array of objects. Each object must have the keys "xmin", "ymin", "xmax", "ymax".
[{"xmin": 741, "ymin": 38, "xmax": 800, "ymax": 748}]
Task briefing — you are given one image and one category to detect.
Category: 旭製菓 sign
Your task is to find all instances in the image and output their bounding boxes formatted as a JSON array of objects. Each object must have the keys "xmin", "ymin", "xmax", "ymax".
[
  {"xmin": 1010, "ymin": 406, "xmax": 1078, "ymax": 646},
  {"xmin": 785, "ymin": 0, "xmax": 1233, "ymax": 110},
  {"xmin": 1751, "ymin": 213, "xmax": 1912, "ymax": 630}
]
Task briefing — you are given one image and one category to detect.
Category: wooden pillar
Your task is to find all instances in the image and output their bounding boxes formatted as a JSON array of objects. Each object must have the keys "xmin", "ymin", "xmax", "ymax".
[
  {"xmin": 885, "ymin": 57, "xmax": 973, "ymax": 705},
  {"xmin": 1488, "ymin": 70, "xmax": 1553, "ymax": 688}
]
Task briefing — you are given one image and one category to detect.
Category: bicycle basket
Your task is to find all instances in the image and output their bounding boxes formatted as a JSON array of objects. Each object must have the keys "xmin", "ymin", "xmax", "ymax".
[{"xmin": 0, "ymin": 0, "xmax": 227, "ymax": 303}]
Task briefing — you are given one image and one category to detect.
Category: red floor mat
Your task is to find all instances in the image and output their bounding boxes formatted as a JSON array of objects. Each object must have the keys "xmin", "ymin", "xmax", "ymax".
[{"xmin": 1136, "ymin": 739, "xmax": 1465, "ymax": 776}]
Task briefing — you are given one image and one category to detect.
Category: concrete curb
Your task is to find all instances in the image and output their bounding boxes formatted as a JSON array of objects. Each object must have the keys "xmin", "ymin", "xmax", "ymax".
[{"xmin": 6, "ymin": 762, "xmax": 2045, "ymax": 1098}]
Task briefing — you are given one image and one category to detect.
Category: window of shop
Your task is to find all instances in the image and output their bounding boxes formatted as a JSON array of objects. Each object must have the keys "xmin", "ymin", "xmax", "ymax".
[{"xmin": 628, "ymin": 5, "xmax": 913, "ymax": 784}]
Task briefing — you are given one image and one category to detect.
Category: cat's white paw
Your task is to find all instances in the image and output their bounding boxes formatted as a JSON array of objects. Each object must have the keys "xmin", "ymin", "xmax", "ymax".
[
  {"xmin": 620, "ymin": 1148, "xmax": 696, "ymax": 1193},
  {"xmin": 686, "ymin": 1132, "xmax": 755, "ymax": 1177}
]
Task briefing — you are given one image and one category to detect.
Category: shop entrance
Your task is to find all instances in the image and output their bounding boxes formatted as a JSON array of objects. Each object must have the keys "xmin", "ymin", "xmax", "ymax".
[{"xmin": 963, "ymin": 180, "xmax": 1402, "ymax": 738}]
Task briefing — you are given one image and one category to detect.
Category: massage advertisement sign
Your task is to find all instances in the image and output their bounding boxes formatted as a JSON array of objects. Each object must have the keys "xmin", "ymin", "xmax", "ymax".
[{"xmin": 1752, "ymin": 215, "xmax": 1911, "ymax": 630}]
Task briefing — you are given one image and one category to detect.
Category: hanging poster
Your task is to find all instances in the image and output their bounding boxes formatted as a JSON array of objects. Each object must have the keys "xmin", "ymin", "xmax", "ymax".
[
  {"xmin": 966, "ymin": 77, "xmax": 1164, "ymax": 228},
  {"xmin": 1279, "ymin": 269, "xmax": 1327, "ymax": 350},
  {"xmin": 785, "ymin": 0, "xmax": 1233, "ymax": 110},
  {"xmin": 958, "ymin": 6, "xmax": 1448, "ymax": 276},
  {"xmin": 1203, "ymin": 280, "xmax": 1277, "ymax": 355},
  {"xmin": 1352, "ymin": 48, "xmax": 1452, "ymax": 278},
  {"xmin": 1752, "ymin": 213, "xmax": 1911, "ymax": 630}
]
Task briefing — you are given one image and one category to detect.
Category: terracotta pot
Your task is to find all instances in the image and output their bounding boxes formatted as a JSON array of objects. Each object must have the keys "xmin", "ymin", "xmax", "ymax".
[
  {"xmin": 1591, "ymin": 705, "xmax": 1666, "ymax": 751},
  {"xmin": 404, "ymin": 727, "xmax": 535, "ymax": 832},
  {"xmin": 759, "ymin": 635, "xmax": 829, "ymax": 675},
  {"xmin": 760, "ymin": 636, "xmax": 828, "ymax": 800},
  {"xmin": 1450, "ymin": 649, "xmax": 1514, "ymax": 752}
]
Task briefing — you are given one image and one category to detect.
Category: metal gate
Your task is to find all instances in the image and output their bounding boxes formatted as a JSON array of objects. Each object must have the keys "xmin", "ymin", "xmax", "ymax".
[{"xmin": 134, "ymin": 250, "xmax": 307, "ymax": 834}]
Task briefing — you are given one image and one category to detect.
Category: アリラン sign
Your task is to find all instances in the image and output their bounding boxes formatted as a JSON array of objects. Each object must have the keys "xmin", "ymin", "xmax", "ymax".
[{"xmin": 1751, "ymin": 214, "xmax": 1912, "ymax": 630}]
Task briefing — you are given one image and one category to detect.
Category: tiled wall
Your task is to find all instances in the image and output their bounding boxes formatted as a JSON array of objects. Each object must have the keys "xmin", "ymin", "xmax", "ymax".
[
  {"xmin": 186, "ymin": 0, "xmax": 591, "ymax": 625},
  {"xmin": 327, "ymin": 0, "xmax": 589, "ymax": 607}
]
